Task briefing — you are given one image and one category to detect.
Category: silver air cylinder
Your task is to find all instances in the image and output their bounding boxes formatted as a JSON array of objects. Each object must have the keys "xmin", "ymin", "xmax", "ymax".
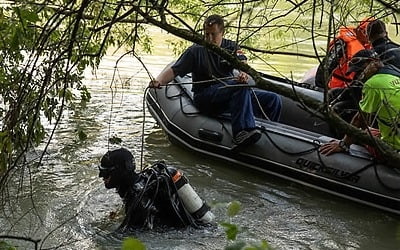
[{"xmin": 170, "ymin": 168, "xmax": 214, "ymax": 224}]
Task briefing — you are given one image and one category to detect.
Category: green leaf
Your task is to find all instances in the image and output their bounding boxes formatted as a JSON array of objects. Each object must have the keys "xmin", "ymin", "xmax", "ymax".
[
  {"xmin": 77, "ymin": 129, "xmax": 87, "ymax": 141},
  {"xmin": 59, "ymin": 88, "xmax": 74, "ymax": 101},
  {"xmin": 79, "ymin": 85, "xmax": 91, "ymax": 102},
  {"xmin": 10, "ymin": 29, "xmax": 20, "ymax": 50},
  {"xmin": 225, "ymin": 241, "xmax": 246, "ymax": 250},
  {"xmin": 0, "ymin": 240, "xmax": 17, "ymax": 250},
  {"xmin": 220, "ymin": 222, "xmax": 239, "ymax": 240},
  {"xmin": 243, "ymin": 240, "xmax": 272, "ymax": 250},
  {"xmin": 227, "ymin": 201, "xmax": 241, "ymax": 217},
  {"xmin": 19, "ymin": 8, "xmax": 39, "ymax": 22},
  {"xmin": 122, "ymin": 237, "xmax": 146, "ymax": 250}
]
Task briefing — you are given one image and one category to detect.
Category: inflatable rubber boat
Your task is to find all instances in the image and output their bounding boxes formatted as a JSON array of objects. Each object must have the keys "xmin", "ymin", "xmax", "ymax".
[{"xmin": 145, "ymin": 72, "xmax": 400, "ymax": 215}]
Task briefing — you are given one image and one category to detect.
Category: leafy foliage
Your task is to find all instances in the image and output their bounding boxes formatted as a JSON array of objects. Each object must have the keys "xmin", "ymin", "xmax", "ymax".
[
  {"xmin": 122, "ymin": 237, "xmax": 146, "ymax": 250},
  {"xmin": 0, "ymin": 2, "xmax": 97, "ymax": 178},
  {"xmin": 0, "ymin": 0, "xmax": 399, "ymax": 247},
  {"xmin": 0, "ymin": 0, "xmax": 153, "ymax": 190},
  {"xmin": 0, "ymin": 241, "xmax": 16, "ymax": 250},
  {"xmin": 221, "ymin": 201, "xmax": 273, "ymax": 250},
  {"xmin": 227, "ymin": 200, "xmax": 241, "ymax": 217}
]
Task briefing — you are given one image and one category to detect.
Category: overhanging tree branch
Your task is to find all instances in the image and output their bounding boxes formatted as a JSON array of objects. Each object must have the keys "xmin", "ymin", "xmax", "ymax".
[{"xmin": 133, "ymin": 4, "xmax": 400, "ymax": 167}]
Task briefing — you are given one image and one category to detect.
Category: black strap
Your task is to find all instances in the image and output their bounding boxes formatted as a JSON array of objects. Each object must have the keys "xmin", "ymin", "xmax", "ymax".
[
  {"xmin": 191, "ymin": 203, "xmax": 210, "ymax": 220},
  {"xmin": 332, "ymin": 72, "xmax": 352, "ymax": 83},
  {"xmin": 174, "ymin": 175, "xmax": 187, "ymax": 189}
]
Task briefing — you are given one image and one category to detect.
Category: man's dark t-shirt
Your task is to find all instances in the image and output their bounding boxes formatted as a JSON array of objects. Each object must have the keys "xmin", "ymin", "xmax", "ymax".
[
  {"xmin": 372, "ymin": 37, "xmax": 400, "ymax": 69},
  {"xmin": 171, "ymin": 38, "xmax": 246, "ymax": 93}
]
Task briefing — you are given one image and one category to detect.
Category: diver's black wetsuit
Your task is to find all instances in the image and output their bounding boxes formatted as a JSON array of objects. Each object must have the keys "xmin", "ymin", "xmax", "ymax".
[
  {"xmin": 118, "ymin": 162, "xmax": 195, "ymax": 230},
  {"xmin": 99, "ymin": 148, "xmax": 212, "ymax": 231}
]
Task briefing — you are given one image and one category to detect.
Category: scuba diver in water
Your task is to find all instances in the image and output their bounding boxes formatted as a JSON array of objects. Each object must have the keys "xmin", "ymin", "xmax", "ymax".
[{"xmin": 98, "ymin": 148, "xmax": 214, "ymax": 231}]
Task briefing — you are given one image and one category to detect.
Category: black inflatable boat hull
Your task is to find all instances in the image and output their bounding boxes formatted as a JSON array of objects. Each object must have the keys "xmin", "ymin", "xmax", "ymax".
[{"xmin": 145, "ymin": 74, "xmax": 400, "ymax": 215}]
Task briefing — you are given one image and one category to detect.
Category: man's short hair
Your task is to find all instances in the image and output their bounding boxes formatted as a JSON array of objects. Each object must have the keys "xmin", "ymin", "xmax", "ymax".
[
  {"xmin": 204, "ymin": 15, "xmax": 225, "ymax": 33},
  {"xmin": 367, "ymin": 19, "xmax": 387, "ymax": 41}
]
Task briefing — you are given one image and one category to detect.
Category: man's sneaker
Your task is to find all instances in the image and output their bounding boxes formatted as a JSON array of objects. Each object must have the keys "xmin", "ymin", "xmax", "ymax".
[{"xmin": 233, "ymin": 129, "xmax": 262, "ymax": 146}]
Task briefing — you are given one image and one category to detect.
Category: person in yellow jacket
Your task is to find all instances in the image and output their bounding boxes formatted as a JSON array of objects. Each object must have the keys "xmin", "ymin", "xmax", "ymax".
[{"xmin": 320, "ymin": 49, "xmax": 400, "ymax": 159}]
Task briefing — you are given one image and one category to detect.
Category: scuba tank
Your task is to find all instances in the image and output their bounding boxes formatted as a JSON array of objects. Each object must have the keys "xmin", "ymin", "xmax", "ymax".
[{"xmin": 168, "ymin": 167, "xmax": 215, "ymax": 224}]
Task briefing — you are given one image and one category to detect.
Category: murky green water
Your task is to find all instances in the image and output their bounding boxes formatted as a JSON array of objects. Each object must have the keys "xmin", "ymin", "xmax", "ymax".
[{"xmin": 2, "ymin": 33, "xmax": 400, "ymax": 250}]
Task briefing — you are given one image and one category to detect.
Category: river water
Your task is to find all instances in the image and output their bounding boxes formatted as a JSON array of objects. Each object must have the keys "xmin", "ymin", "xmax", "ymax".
[{"xmin": 2, "ymin": 39, "xmax": 400, "ymax": 249}]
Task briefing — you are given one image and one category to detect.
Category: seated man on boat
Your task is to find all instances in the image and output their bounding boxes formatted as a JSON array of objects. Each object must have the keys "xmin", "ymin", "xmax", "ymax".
[
  {"xmin": 148, "ymin": 14, "xmax": 282, "ymax": 147},
  {"xmin": 315, "ymin": 17, "xmax": 373, "ymax": 89},
  {"xmin": 320, "ymin": 49, "xmax": 400, "ymax": 158},
  {"xmin": 315, "ymin": 18, "xmax": 374, "ymax": 123},
  {"xmin": 98, "ymin": 148, "xmax": 214, "ymax": 231}
]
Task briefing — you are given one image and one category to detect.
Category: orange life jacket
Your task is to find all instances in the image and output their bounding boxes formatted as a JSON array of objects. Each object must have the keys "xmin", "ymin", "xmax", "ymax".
[{"xmin": 328, "ymin": 27, "xmax": 366, "ymax": 89}]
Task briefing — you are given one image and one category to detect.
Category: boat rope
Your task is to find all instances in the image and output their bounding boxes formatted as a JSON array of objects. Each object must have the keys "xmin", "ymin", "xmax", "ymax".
[
  {"xmin": 103, "ymin": 52, "xmax": 153, "ymax": 172},
  {"xmin": 156, "ymin": 74, "xmax": 400, "ymax": 192},
  {"xmin": 251, "ymin": 89, "xmax": 270, "ymax": 120},
  {"xmin": 259, "ymin": 126, "xmax": 319, "ymax": 155},
  {"xmin": 166, "ymin": 76, "xmax": 300, "ymax": 142},
  {"xmin": 164, "ymin": 83, "xmax": 233, "ymax": 138},
  {"xmin": 261, "ymin": 124, "xmax": 400, "ymax": 189},
  {"xmin": 313, "ymin": 142, "xmax": 400, "ymax": 189},
  {"xmin": 167, "ymin": 76, "xmax": 235, "ymax": 86},
  {"xmin": 315, "ymin": 148, "xmax": 375, "ymax": 181},
  {"xmin": 141, "ymin": 86, "xmax": 151, "ymax": 171},
  {"xmin": 217, "ymin": 83, "xmax": 252, "ymax": 89},
  {"xmin": 172, "ymin": 75, "xmax": 272, "ymax": 121},
  {"xmin": 173, "ymin": 73, "xmax": 319, "ymax": 151},
  {"xmin": 165, "ymin": 83, "xmax": 189, "ymax": 99},
  {"xmin": 133, "ymin": 52, "xmax": 156, "ymax": 171}
]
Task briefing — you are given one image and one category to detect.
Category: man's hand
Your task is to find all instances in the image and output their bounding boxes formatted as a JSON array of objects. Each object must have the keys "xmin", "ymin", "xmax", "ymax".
[
  {"xmin": 236, "ymin": 71, "xmax": 249, "ymax": 83},
  {"xmin": 148, "ymin": 79, "xmax": 161, "ymax": 88},
  {"xmin": 319, "ymin": 139, "xmax": 346, "ymax": 155}
]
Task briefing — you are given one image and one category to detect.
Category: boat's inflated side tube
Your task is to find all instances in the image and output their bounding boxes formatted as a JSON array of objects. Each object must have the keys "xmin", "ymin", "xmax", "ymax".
[{"xmin": 168, "ymin": 167, "xmax": 215, "ymax": 224}]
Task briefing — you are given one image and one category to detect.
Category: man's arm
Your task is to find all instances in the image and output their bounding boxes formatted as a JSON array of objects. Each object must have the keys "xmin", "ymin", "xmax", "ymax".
[
  {"xmin": 319, "ymin": 111, "xmax": 369, "ymax": 155},
  {"xmin": 149, "ymin": 67, "xmax": 176, "ymax": 88},
  {"xmin": 149, "ymin": 46, "xmax": 195, "ymax": 88},
  {"xmin": 341, "ymin": 111, "xmax": 367, "ymax": 146}
]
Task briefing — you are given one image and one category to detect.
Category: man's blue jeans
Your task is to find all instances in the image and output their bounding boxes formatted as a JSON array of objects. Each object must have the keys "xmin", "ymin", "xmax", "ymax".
[{"xmin": 193, "ymin": 80, "xmax": 282, "ymax": 136}]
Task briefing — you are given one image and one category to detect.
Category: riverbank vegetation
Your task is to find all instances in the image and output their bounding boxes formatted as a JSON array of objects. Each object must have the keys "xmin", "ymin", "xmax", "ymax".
[{"xmin": 0, "ymin": 0, "xmax": 399, "ymax": 248}]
